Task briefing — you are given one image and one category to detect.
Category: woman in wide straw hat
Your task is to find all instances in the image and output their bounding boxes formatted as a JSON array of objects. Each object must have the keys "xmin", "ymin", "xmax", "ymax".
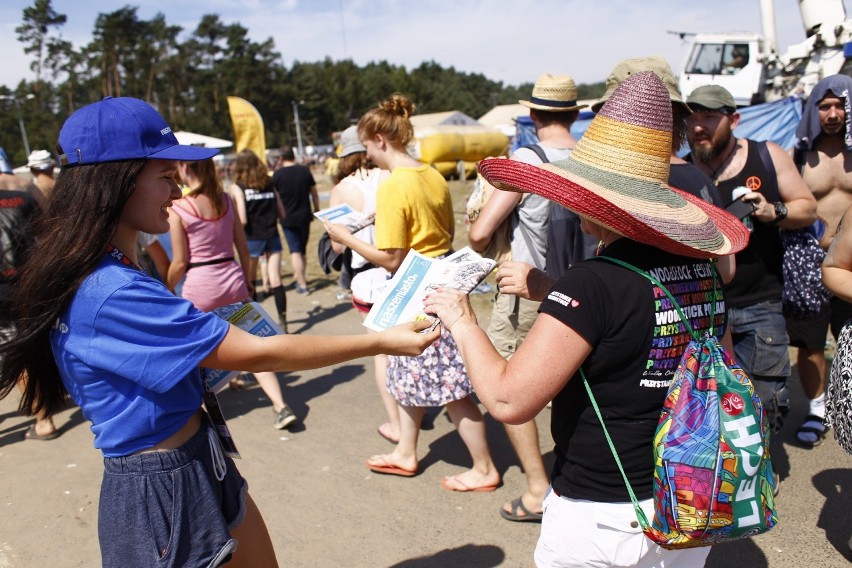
[{"xmin": 425, "ymin": 72, "xmax": 748, "ymax": 567}]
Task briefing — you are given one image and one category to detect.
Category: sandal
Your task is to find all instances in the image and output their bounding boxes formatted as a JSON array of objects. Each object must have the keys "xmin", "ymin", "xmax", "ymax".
[
  {"xmin": 229, "ymin": 375, "xmax": 249, "ymax": 391},
  {"xmin": 500, "ymin": 497, "xmax": 543, "ymax": 523},
  {"xmin": 796, "ymin": 414, "xmax": 829, "ymax": 448},
  {"xmin": 24, "ymin": 424, "xmax": 60, "ymax": 441}
]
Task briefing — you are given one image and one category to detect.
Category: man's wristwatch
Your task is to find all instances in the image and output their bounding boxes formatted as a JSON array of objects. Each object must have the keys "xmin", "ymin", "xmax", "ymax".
[{"xmin": 770, "ymin": 201, "xmax": 788, "ymax": 224}]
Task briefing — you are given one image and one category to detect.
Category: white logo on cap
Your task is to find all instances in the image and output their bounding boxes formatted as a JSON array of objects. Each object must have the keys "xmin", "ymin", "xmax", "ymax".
[{"xmin": 160, "ymin": 127, "xmax": 172, "ymax": 136}]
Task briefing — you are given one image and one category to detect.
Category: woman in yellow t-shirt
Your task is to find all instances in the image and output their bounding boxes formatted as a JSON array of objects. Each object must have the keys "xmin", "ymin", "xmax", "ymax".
[{"xmin": 326, "ymin": 94, "xmax": 499, "ymax": 491}]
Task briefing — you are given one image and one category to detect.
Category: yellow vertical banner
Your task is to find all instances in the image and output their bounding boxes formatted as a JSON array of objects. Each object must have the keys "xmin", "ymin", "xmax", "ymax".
[{"xmin": 227, "ymin": 96, "xmax": 266, "ymax": 162}]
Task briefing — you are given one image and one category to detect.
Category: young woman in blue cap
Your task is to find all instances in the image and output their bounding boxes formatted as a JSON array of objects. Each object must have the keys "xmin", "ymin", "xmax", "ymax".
[{"xmin": 0, "ymin": 97, "xmax": 437, "ymax": 568}]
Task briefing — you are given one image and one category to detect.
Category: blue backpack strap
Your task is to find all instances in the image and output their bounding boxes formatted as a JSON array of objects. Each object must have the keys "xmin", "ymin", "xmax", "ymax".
[{"xmin": 521, "ymin": 143, "xmax": 549, "ymax": 164}]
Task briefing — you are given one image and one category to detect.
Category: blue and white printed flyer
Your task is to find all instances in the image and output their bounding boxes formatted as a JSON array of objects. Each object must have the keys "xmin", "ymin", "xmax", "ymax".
[
  {"xmin": 314, "ymin": 203, "xmax": 374, "ymax": 232},
  {"xmin": 363, "ymin": 247, "xmax": 496, "ymax": 332}
]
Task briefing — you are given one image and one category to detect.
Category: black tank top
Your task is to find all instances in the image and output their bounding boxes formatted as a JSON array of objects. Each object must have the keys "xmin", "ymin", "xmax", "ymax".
[
  {"xmin": 241, "ymin": 182, "xmax": 280, "ymax": 240},
  {"xmin": 716, "ymin": 139, "xmax": 783, "ymax": 307}
]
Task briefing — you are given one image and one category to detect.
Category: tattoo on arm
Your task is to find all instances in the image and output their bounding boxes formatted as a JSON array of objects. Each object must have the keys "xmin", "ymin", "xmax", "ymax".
[{"xmin": 826, "ymin": 216, "xmax": 846, "ymax": 266}]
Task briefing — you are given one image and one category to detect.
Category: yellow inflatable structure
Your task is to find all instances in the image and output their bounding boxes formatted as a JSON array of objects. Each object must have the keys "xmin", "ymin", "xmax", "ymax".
[{"xmin": 412, "ymin": 125, "xmax": 509, "ymax": 179}]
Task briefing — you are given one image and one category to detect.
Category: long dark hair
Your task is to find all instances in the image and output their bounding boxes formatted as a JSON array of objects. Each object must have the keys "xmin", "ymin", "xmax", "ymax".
[{"xmin": 0, "ymin": 159, "xmax": 145, "ymax": 416}]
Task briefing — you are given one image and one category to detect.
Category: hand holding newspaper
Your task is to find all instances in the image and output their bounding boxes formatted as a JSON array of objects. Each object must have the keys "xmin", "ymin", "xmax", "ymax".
[
  {"xmin": 314, "ymin": 203, "xmax": 374, "ymax": 232},
  {"xmin": 363, "ymin": 247, "xmax": 497, "ymax": 332}
]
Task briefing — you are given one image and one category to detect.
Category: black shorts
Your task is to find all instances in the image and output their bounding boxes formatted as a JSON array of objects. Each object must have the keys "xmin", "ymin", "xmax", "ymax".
[
  {"xmin": 281, "ymin": 223, "xmax": 311, "ymax": 254},
  {"xmin": 786, "ymin": 296, "xmax": 852, "ymax": 350}
]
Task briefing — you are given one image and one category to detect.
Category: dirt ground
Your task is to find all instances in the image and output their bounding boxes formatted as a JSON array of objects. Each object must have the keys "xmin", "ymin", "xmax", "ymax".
[{"xmin": 0, "ymin": 175, "xmax": 850, "ymax": 567}]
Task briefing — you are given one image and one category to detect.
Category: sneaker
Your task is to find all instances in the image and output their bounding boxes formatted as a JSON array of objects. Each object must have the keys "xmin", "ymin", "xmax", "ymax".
[
  {"xmin": 295, "ymin": 285, "xmax": 309, "ymax": 295},
  {"xmin": 273, "ymin": 406, "xmax": 298, "ymax": 430}
]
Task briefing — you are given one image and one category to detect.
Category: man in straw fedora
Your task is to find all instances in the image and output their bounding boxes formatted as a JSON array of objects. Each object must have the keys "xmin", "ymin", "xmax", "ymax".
[
  {"xmin": 685, "ymin": 84, "xmax": 817, "ymax": 441},
  {"xmin": 467, "ymin": 73, "xmax": 585, "ymax": 518},
  {"xmin": 425, "ymin": 71, "xmax": 749, "ymax": 567}
]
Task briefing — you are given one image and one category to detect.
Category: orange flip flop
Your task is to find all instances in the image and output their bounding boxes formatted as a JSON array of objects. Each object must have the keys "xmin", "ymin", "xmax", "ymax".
[
  {"xmin": 440, "ymin": 475, "xmax": 499, "ymax": 493},
  {"xmin": 365, "ymin": 457, "xmax": 416, "ymax": 477}
]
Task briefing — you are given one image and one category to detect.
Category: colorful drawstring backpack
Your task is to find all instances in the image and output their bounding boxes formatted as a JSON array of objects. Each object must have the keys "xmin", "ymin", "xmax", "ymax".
[{"xmin": 581, "ymin": 256, "xmax": 779, "ymax": 549}]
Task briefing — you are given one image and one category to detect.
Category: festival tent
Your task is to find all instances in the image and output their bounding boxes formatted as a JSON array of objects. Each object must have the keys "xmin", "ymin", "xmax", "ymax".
[
  {"xmin": 410, "ymin": 110, "xmax": 479, "ymax": 128},
  {"xmin": 173, "ymin": 131, "xmax": 233, "ymax": 149},
  {"xmin": 512, "ymin": 96, "xmax": 804, "ymax": 153},
  {"xmin": 729, "ymin": 96, "xmax": 803, "ymax": 150},
  {"xmin": 479, "ymin": 104, "xmax": 530, "ymax": 137}
]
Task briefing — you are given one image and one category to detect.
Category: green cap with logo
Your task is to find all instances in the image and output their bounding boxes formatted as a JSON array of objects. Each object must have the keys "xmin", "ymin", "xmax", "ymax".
[{"xmin": 686, "ymin": 85, "xmax": 737, "ymax": 112}]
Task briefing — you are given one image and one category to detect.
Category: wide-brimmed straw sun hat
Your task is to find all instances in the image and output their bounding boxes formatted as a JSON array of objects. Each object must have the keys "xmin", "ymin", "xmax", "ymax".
[
  {"xmin": 591, "ymin": 55, "xmax": 689, "ymax": 114},
  {"xmin": 480, "ymin": 71, "xmax": 749, "ymax": 258},
  {"xmin": 519, "ymin": 74, "xmax": 588, "ymax": 112}
]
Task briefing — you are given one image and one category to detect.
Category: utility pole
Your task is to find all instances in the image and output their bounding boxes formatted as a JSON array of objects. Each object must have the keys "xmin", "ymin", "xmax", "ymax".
[
  {"xmin": 1, "ymin": 94, "xmax": 35, "ymax": 158},
  {"xmin": 292, "ymin": 99, "xmax": 305, "ymax": 162}
]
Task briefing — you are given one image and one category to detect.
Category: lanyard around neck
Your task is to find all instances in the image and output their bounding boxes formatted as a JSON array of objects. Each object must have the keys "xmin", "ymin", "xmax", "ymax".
[{"xmin": 106, "ymin": 244, "xmax": 143, "ymax": 272}]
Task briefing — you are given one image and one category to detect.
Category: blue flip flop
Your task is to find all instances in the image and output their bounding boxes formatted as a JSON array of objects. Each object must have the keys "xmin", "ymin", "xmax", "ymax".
[{"xmin": 796, "ymin": 414, "xmax": 829, "ymax": 448}]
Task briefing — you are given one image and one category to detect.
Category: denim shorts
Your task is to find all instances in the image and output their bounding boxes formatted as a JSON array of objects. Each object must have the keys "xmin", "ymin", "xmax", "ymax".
[
  {"xmin": 281, "ymin": 223, "xmax": 310, "ymax": 254},
  {"xmin": 99, "ymin": 418, "xmax": 247, "ymax": 568},
  {"xmin": 247, "ymin": 236, "xmax": 283, "ymax": 258},
  {"xmin": 728, "ymin": 299, "xmax": 791, "ymax": 432}
]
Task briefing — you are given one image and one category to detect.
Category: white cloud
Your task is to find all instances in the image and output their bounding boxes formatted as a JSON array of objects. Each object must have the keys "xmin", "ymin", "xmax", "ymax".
[{"xmin": 0, "ymin": 0, "xmax": 845, "ymax": 89}]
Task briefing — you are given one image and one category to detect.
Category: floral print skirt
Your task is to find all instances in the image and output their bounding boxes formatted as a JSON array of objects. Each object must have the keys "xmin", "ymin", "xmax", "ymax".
[{"xmin": 386, "ymin": 326, "xmax": 473, "ymax": 407}]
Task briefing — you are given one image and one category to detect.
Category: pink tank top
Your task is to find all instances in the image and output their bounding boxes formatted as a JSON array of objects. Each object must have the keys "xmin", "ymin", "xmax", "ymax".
[{"xmin": 171, "ymin": 193, "xmax": 249, "ymax": 311}]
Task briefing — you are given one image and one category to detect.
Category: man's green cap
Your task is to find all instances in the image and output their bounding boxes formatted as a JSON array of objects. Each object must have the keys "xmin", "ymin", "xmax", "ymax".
[{"xmin": 686, "ymin": 85, "xmax": 737, "ymax": 112}]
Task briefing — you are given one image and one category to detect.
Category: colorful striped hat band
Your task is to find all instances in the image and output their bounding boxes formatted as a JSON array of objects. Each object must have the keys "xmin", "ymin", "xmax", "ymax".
[{"xmin": 479, "ymin": 71, "xmax": 749, "ymax": 258}]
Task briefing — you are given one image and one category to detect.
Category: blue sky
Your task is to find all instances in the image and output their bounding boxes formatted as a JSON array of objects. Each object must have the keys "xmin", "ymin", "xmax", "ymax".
[{"xmin": 0, "ymin": 0, "xmax": 848, "ymax": 89}]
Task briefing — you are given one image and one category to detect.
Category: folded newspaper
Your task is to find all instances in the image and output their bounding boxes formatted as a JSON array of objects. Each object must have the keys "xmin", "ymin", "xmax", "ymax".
[
  {"xmin": 363, "ymin": 247, "xmax": 497, "ymax": 332},
  {"xmin": 314, "ymin": 203, "xmax": 374, "ymax": 232},
  {"xmin": 203, "ymin": 301, "xmax": 282, "ymax": 392}
]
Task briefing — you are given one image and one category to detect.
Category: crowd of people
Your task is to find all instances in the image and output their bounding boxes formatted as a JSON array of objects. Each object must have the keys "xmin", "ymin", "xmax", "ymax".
[{"xmin": 0, "ymin": 60, "xmax": 849, "ymax": 566}]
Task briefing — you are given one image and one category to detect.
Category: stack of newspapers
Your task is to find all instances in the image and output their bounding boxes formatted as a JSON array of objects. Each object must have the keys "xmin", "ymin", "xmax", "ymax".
[{"xmin": 363, "ymin": 247, "xmax": 496, "ymax": 332}]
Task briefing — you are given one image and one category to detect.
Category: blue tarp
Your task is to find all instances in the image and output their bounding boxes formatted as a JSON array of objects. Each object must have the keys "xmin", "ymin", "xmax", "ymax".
[{"xmin": 511, "ymin": 96, "xmax": 804, "ymax": 153}]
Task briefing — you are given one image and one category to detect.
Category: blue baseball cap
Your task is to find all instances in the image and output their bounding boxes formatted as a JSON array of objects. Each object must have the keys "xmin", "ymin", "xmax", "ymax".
[{"xmin": 58, "ymin": 97, "xmax": 220, "ymax": 166}]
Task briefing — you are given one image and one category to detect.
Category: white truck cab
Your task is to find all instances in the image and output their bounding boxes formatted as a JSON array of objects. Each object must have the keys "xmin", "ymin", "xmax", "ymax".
[{"xmin": 679, "ymin": 32, "xmax": 766, "ymax": 106}]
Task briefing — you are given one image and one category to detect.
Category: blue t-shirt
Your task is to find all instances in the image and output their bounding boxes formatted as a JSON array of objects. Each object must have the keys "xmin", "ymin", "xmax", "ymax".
[{"xmin": 50, "ymin": 255, "xmax": 230, "ymax": 457}]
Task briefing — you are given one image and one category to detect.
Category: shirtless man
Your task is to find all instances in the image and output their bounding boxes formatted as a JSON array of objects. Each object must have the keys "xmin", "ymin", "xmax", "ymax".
[
  {"xmin": 786, "ymin": 74, "xmax": 852, "ymax": 448},
  {"xmin": 27, "ymin": 149, "xmax": 57, "ymax": 200}
]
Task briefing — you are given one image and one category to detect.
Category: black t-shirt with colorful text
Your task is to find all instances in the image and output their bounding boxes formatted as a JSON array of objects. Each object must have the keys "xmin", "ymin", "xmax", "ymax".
[{"xmin": 539, "ymin": 238, "xmax": 726, "ymax": 502}]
